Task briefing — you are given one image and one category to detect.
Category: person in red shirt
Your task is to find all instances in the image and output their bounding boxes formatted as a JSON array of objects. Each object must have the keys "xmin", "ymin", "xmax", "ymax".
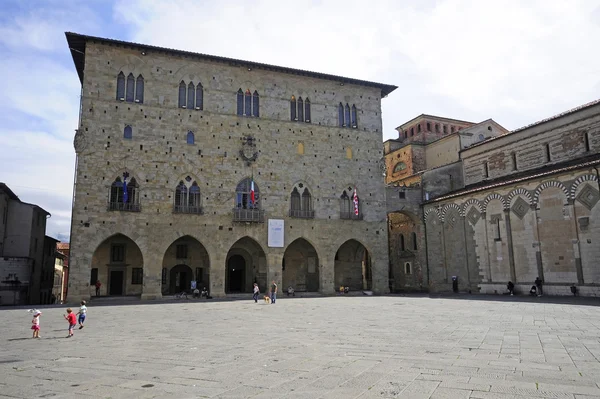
[{"xmin": 64, "ymin": 308, "xmax": 77, "ymax": 338}]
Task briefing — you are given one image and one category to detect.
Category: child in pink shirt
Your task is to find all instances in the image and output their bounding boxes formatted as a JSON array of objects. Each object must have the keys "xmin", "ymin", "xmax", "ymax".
[{"xmin": 31, "ymin": 310, "xmax": 41, "ymax": 338}]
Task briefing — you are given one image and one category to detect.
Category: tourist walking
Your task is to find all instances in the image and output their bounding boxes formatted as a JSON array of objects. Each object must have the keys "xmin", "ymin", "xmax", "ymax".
[
  {"xmin": 30, "ymin": 310, "xmax": 41, "ymax": 338},
  {"xmin": 77, "ymin": 300, "xmax": 87, "ymax": 329},
  {"xmin": 253, "ymin": 283, "xmax": 260, "ymax": 303},
  {"xmin": 95, "ymin": 280, "xmax": 102, "ymax": 296},
  {"xmin": 270, "ymin": 280, "xmax": 277, "ymax": 304},
  {"xmin": 64, "ymin": 308, "xmax": 77, "ymax": 338}
]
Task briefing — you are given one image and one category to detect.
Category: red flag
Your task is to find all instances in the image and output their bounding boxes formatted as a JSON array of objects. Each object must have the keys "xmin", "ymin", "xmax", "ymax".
[
  {"xmin": 353, "ymin": 188, "xmax": 359, "ymax": 216},
  {"xmin": 250, "ymin": 179, "xmax": 255, "ymax": 206}
]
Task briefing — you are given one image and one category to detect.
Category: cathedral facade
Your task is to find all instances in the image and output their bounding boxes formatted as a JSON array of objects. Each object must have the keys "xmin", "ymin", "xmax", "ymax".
[{"xmin": 65, "ymin": 32, "xmax": 396, "ymax": 300}]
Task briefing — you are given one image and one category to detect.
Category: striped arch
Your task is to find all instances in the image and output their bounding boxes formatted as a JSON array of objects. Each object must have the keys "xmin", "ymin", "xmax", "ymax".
[
  {"xmin": 461, "ymin": 198, "xmax": 482, "ymax": 216},
  {"xmin": 483, "ymin": 193, "xmax": 507, "ymax": 212},
  {"xmin": 533, "ymin": 180, "xmax": 569, "ymax": 205},
  {"xmin": 506, "ymin": 188, "xmax": 533, "ymax": 205},
  {"xmin": 424, "ymin": 207, "xmax": 441, "ymax": 223},
  {"xmin": 441, "ymin": 203, "xmax": 461, "ymax": 222},
  {"xmin": 570, "ymin": 174, "xmax": 599, "ymax": 199}
]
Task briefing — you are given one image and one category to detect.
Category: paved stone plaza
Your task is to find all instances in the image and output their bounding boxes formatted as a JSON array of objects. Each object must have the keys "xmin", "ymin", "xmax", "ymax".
[{"xmin": 1, "ymin": 296, "xmax": 600, "ymax": 399}]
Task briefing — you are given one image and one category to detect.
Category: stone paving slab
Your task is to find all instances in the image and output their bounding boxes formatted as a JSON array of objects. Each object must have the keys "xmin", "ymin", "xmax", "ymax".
[{"xmin": 1, "ymin": 296, "xmax": 599, "ymax": 398}]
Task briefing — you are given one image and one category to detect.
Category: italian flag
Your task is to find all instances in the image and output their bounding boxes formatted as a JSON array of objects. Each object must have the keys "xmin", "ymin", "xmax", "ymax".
[{"xmin": 250, "ymin": 179, "xmax": 255, "ymax": 205}]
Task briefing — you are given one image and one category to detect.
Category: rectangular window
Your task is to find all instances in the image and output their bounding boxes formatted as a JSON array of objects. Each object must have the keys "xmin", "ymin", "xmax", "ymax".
[
  {"xmin": 483, "ymin": 162, "xmax": 489, "ymax": 178},
  {"xmin": 512, "ymin": 152, "xmax": 518, "ymax": 170},
  {"xmin": 399, "ymin": 191, "xmax": 406, "ymax": 199},
  {"xmin": 585, "ymin": 132, "xmax": 590, "ymax": 152},
  {"xmin": 90, "ymin": 268, "xmax": 98, "ymax": 285},
  {"xmin": 545, "ymin": 143, "xmax": 551, "ymax": 162},
  {"xmin": 111, "ymin": 244, "xmax": 125, "ymax": 263},
  {"xmin": 132, "ymin": 268, "xmax": 143, "ymax": 285},
  {"xmin": 443, "ymin": 125, "xmax": 447, "ymax": 134},
  {"xmin": 496, "ymin": 219, "xmax": 501, "ymax": 240},
  {"xmin": 176, "ymin": 244, "xmax": 188, "ymax": 259},
  {"xmin": 196, "ymin": 267, "xmax": 203, "ymax": 281}
]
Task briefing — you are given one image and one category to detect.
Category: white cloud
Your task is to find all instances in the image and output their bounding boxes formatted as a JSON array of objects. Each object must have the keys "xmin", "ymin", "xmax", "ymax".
[{"xmin": 114, "ymin": 0, "xmax": 600, "ymax": 137}]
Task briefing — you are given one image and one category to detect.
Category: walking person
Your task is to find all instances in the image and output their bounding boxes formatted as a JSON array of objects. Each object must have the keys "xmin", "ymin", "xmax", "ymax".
[
  {"xmin": 95, "ymin": 280, "xmax": 101, "ymax": 296},
  {"xmin": 30, "ymin": 310, "xmax": 41, "ymax": 338},
  {"xmin": 270, "ymin": 280, "xmax": 277, "ymax": 304},
  {"xmin": 534, "ymin": 277, "xmax": 543, "ymax": 297},
  {"xmin": 77, "ymin": 300, "xmax": 87, "ymax": 329},
  {"xmin": 252, "ymin": 283, "xmax": 260, "ymax": 303},
  {"xmin": 64, "ymin": 308, "xmax": 77, "ymax": 338}
]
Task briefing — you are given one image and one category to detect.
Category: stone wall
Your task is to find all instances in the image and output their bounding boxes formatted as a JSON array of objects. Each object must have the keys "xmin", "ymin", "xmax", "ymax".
[
  {"xmin": 0, "ymin": 257, "xmax": 32, "ymax": 305},
  {"xmin": 422, "ymin": 161, "xmax": 464, "ymax": 200},
  {"xmin": 463, "ymin": 106, "xmax": 600, "ymax": 186},
  {"xmin": 68, "ymin": 40, "xmax": 391, "ymax": 300},
  {"xmin": 424, "ymin": 169, "xmax": 600, "ymax": 296}
]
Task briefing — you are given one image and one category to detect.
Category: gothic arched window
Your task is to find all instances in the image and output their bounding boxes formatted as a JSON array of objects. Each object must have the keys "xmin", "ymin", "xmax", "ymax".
[
  {"xmin": 244, "ymin": 89, "xmax": 252, "ymax": 117},
  {"xmin": 252, "ymin": 90, "xmax": 259, "ymax": 117},
  {"xmin": 235, "ymin": 178, "xmax": 260, "ymax": 209},
  {"xmin": 297, "ymin": 97, "xmax": 304, "ymax": 123},
  {"xmin": 195, "ymin": 83, "xmax": 203, "ymax": 110},
  {"xmin": 290, "ymin": 187, "xmax": 301, "ymax": 212},
  {"xmin": 289, "ymin": 185, "xmax": 314, "ymax": 218},
  {"xmin": 345, "ymin": 104, "xmax": 351, "ymax": 128},
  {"xmin": 187, "ymin": 82, "xmax": 195, "ymax": 109},
  {"xmin": 116, "ymin": 72, "xmax": 125, "ymax": 100},
  {"xmin": 304, "ymin": 98, "xmax": 311, "ymax": 122},
  {"xmin": 174, "ymin": 179, "xmax": 202, "ymax": 214},
  {"xmin": 338, "ymin": 103, "xmax": 344, "ymax": 127},
  {"xmin": 109, "ymin": 175, "xmax": 139, "ymax": 211},
  {"xmin": 126, "ymin": 73, "xmax": 135, "ymax": 103},
  {"xmin": 290, "ymin": 95, "xmax": 297, "ymax": 121},
  {"xmin": 400, "ymin": 234, "xmax": 405, "ymax": 251},
  {"xmin": 412, "ymin": 232, "xmax": 418, "ymax": 250},
  {"xmin": 187, "ymin": 131, "xmax": 194, "ymax": 145},
  {"xmin": 179, "ymin": 81, "xmax": 186, "ymax": 108},
  {"xmin": 135, "ymin": 75, "xmax": 144, "ymax": 103},
  {"xmin": 351, "ymin": 104, "xmax": 357, "ymax": 127},
  {"xmin": 236, "ymin": 89, "xmax": 244, "ymax": 115},
  {"xmin": 124, "ymin": 125, "xmax": 133, "ymax": 139},
  {"xmin": 339, "ymin": 190, "xmax": 351, "ymax": 215}
]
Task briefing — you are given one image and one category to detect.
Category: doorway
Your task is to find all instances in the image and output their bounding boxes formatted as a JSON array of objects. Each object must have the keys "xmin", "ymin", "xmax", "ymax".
[
  {"xmin": 169, "ymin": 264, "xmax": 193, "ymax": 294},
  {"xmin": 227, "ymin": 255, "xmax": 246, "ymax": 292},
  {"xmin": 109, "ymin": 270, "xmax": 124, "ymax": 295}
]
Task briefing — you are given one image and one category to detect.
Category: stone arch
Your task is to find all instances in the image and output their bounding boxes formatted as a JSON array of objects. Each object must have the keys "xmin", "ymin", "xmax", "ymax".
[
  {"xmin": 570, "ymin": 174, "xmax": 598, "ymax": 200},
  {"xmin": 225, "ymin": 236, "xmax": 266, "ymax": 293},
  {"xmin": 461, "ymin": 198, "xmax": 482, "ymax": 216},
  {"xmin": 90, "ymin": 233, "xmax": 145, "ymax": 296},
  {"xmin": 424, "ymin": 207, "xmax": 441, "ymax": 223},
  {"xmin": 441, "ymin": 203, "xmax": 461, "ymax": 222},
  {"xmin": 483, "ymin": 193, "xmax": 507, "ymax": 212},
  {"xmin": 282, "ymin": 238, "xmax": 320, "ymax": 292},
  {"xmin": 533, "ymin": 180, "xmax": 569, "ymax": 205},
  {"xmin": 506, "ymin": 188, "xmax": 533, "ymax": 205},
  {"xmin": 334, "ymin": 239, "xmax": 372, "ymax": 291},
  {"xmin": 161, "ymin": 235, "xmax": 210, "ymax": 295},
  {"xmin": 105, "ymin": 168, "xmax": 143, "ymax": 188}
]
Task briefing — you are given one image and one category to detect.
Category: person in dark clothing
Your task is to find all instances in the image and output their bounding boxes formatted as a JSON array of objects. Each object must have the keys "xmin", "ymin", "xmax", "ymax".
[
  {"xmin": 507, "ymin": 281, "xmax": 515, "ymax": 296},
  {"xmin": 534, "ymin": 277, "xmax": 543, "ymax": 297}
]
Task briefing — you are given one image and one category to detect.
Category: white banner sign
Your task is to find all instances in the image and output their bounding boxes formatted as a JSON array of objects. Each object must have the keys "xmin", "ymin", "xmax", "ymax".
[{"xmin": 268, "ymin": 219, "xmax": 284, "ymax": 248}]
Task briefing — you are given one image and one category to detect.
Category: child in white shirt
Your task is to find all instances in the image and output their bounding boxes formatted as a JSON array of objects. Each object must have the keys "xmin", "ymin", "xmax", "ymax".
[{"xmin": 77, "ymin": 300, "xmax": 87, "ymax": 329}]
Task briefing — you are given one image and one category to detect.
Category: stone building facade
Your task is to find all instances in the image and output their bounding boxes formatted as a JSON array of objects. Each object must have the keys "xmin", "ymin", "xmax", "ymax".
[
  {"xmin": 423, "ymin": 100, "xmax": 600, "ymax": 296},
  {"xmin": 65, "ymin": 32, "xmax": 397, "ymax": 300},
  {"xmin": 383, "ymin": 117, "xmax": 506, "ymax": 293},
  {"xmin": 0, "ymin": 183, "xmax": 52, "ymax": 305}
]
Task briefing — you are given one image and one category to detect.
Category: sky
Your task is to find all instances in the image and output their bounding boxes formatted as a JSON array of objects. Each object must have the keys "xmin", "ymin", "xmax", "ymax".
[{"xmin": 1, "ymin": 0, "xmax": 599, "ymax": 242}]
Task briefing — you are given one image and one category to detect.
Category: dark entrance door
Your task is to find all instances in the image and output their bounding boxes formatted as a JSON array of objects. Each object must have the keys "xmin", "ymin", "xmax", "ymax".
[
  {"xmin": 169, "ymin": 264, "xmax": 193, "ymax": 294},
  {"xmin": 227, "ymin": 255, "xmax": 246, "ymax": 292},
  {"xmin": 109, "ymin": 270, "xmax": 124, "ymax": 295}
]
